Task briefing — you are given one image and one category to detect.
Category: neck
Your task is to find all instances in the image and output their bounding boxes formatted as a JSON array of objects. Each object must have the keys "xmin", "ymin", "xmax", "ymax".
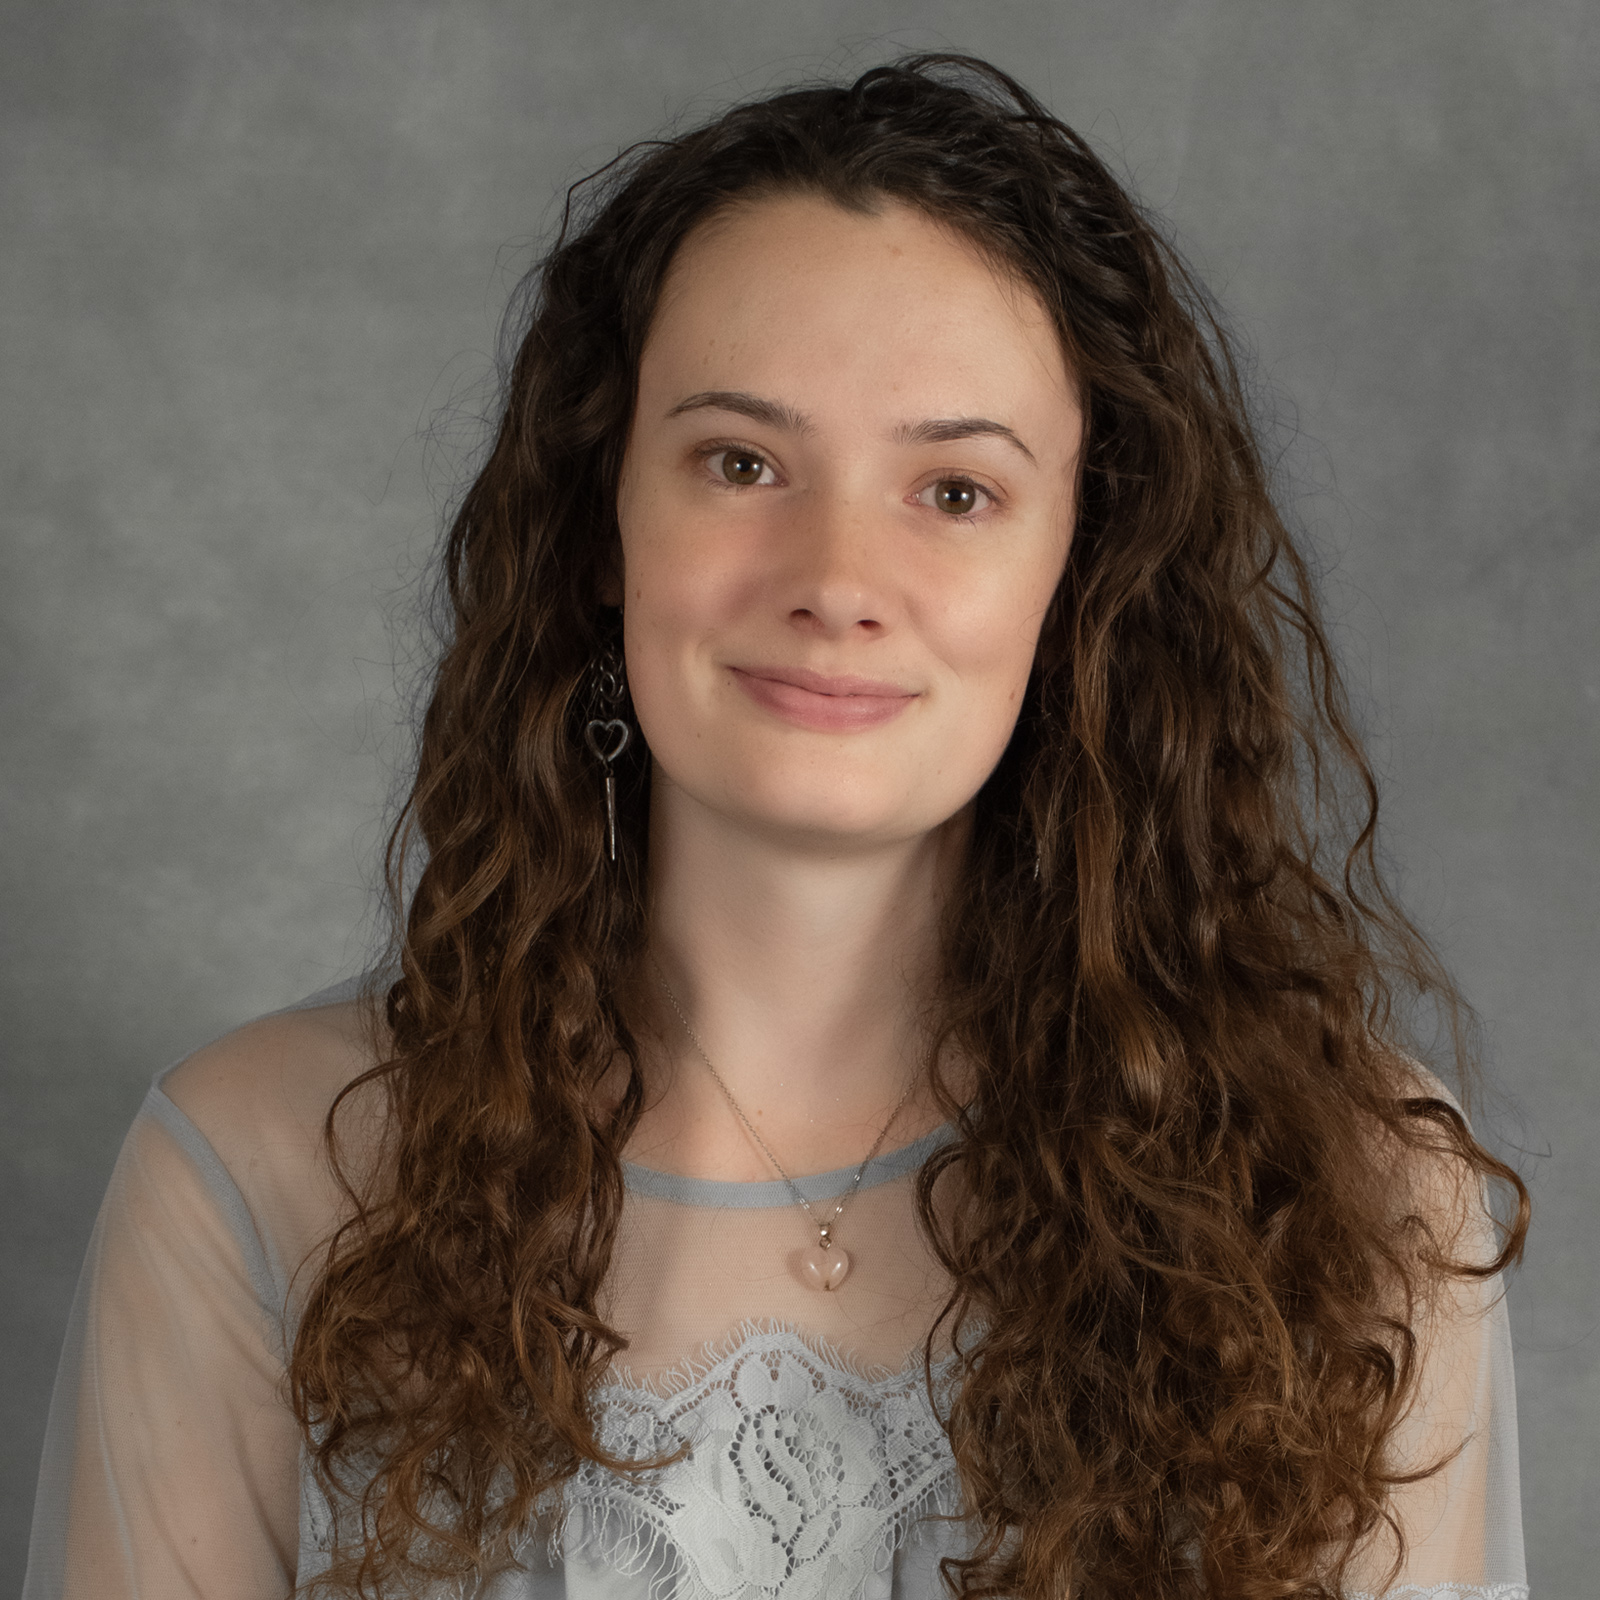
[{"xmin": 629, "ymin": 770, "xmax": 968, "ymax": 1178}]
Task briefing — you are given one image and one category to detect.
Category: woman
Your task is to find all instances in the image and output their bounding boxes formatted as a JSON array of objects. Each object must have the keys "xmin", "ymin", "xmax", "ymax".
[{"xmin": 25, "ymin": 54, "xmax": 1528, "ymax": 1600}]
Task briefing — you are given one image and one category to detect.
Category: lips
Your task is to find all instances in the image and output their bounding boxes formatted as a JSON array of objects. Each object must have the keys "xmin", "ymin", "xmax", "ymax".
[{"xmin": 729, "ymin": 665, "xmax": 917, "ymax": 732}]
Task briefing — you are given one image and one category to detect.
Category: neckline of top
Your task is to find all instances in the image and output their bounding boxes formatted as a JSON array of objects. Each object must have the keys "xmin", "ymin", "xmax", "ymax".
[{"xmin": 621, "ymin": 1121, "xmax": 958, "ymax": 1209}]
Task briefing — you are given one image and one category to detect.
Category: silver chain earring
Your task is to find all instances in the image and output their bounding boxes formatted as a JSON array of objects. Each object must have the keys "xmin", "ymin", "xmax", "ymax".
[{"xmin": 584, "ymin": 641, "xmax": 632, "ymax": 863}]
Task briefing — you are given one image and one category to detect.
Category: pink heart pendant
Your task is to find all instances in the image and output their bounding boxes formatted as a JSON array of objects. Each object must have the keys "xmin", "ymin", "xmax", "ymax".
[{"xmin": 799, "ymin": 1244, "xmax": 851, "ymax": 1292}]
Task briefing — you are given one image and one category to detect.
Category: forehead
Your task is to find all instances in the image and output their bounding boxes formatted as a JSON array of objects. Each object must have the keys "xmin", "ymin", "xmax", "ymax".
[{"xmin": 640, "ymin": 192, "xmax": 1077, "ymax": 420}]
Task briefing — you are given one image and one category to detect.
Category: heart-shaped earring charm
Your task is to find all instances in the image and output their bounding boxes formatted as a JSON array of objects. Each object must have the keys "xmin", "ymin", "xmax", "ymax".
[
  {"xmin": 799, "ymin": 1245, "xmax": 851, "ymax": 1292},
  {"xmin": 585, "ymin": 718, "xmax": 632, "ymax": 765}
]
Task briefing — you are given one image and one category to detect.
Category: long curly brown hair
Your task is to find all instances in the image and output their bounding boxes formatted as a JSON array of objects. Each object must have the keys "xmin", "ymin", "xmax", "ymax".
[{"xmin": 289, "ymin": 54, "xmax": 1528, "ymax": 1600}]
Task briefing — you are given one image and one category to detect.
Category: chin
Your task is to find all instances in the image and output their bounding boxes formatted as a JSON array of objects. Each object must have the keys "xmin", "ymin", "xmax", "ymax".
[{"xmin": 726, "ymin": 776, "xmax": 954, "ymax": 849}]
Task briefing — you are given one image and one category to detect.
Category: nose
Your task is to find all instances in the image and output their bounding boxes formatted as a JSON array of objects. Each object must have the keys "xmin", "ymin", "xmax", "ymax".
[{"xmin": 777, "ymin": 490, "xmax": 891, "ymax": 639}]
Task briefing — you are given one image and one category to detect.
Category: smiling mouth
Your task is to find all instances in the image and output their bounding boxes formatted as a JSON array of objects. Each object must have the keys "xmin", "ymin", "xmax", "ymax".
[{"xmin": 729, "ymin": 665, "xmax": 917, "ymax": 732}]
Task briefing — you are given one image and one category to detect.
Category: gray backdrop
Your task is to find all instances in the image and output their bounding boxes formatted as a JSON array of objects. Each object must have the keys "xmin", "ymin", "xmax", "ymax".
[{"xmin": 3, "ymin": 0, "xmax": 1595, "ymax": 1589}]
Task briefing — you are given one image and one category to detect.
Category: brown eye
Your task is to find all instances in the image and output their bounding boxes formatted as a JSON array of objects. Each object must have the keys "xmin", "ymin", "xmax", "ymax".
[
  {"xmin": 931, "ymin": 478, "xmax": 979, "ymax": 515},
  {"xmin": 719, "ymin": 450, "xmax": 768, "ymax": 486}
]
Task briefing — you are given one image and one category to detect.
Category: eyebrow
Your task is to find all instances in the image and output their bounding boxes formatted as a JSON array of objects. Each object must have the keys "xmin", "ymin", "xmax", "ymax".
[
  {"xmin": 666, "ymin": 389, "xmax": 1036, "ymax": 465},
  {"xmin": 666, "ymin": 390, "xmax": 814, "ymax": 435},
  {"xmin": 892, "ymin": 416, "xmax": 1036, "ymax": 465}
]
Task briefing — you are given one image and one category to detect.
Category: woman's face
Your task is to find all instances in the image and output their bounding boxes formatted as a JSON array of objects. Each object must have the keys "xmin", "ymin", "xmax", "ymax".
[{"xmin": 616, "ymin": 192, "xmax": 1083, "ymax": 850}]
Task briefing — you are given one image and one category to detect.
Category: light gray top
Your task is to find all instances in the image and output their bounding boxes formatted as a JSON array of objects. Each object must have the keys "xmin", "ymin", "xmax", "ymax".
[{"xmin": 23, "ymin": 992, "xmax": 1527, "ymax": 1599}]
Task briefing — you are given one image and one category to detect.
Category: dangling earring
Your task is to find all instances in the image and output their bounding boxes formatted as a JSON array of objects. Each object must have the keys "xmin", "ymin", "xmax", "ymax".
[{"xmin": 584, "ymin": 641, "xmax": 632, "ymax": 863}]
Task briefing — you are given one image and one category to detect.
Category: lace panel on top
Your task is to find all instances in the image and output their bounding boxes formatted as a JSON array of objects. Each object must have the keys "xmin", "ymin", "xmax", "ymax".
[{"xmin": 545, "ymin": 1326, "xmax": 965, "ymax": 1600}]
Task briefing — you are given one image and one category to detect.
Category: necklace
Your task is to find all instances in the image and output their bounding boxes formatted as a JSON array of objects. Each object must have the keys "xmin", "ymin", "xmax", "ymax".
[{"xmin": 650, "ymin": 955, "xmax": 918, "ymax": 1293}]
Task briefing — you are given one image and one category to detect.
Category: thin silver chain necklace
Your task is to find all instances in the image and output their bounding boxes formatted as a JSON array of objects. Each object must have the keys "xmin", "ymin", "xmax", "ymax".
[{"xmin": 649, "ymin": 954, "xmax": 918, "ymax": 1292}]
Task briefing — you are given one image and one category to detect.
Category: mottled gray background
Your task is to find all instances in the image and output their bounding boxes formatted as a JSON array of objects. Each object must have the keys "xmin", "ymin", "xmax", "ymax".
[{"xmin": 3, "ymin": 0, "xmax": 1595, "ymax": 1589}]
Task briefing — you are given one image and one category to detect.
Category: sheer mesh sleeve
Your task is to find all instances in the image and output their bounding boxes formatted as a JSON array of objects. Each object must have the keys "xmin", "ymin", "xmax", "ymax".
[
  {"xmin": 22, "ymin": 998, "xmax": 373, "ymax": 1600},
  {"xmin": 21, "ymin": 1087, "xmax": 302, "ymax": 1598},
  {"xmin": 1353, "ymin": 1281, "xmax": 1525, "ymax": 1600},
  {"xmin": 1344, "ymin": 1120, "xmax": 1527, "ymax": 1600}
]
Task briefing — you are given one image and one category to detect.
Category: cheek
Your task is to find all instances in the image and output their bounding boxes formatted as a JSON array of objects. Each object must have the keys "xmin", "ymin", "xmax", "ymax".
[
  {"xmin": 624, "ymin": 544, "xmax": 751, "ymax": 686},
  {"xmin": 621, "ymin": 563, "xmax": 700, "ymax": 711},
  {"xmin": 620, "ymin": 470, "xmax": 752, "ymax": 619},
  {"xmin": 922, "ymin": 552, "xmax": 1063, "ymax": 779},
  {"xmin": 617, "ymin": 516, "xmax": 749, "ymax": 762},
  {"xmin": 935, "ymin": 561, "xmax": 1058, "ymax": 699}
]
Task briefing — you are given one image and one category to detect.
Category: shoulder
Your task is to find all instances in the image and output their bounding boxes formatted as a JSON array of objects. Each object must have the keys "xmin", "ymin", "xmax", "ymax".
[
  {"xmin": 160, "ymin": 995, "xmax": 380, "ymax": 1154},
  {"xmin": 156, "ymin": 994, "xmax": 390, "ymax": 1284},
  {"xmin": 1366, "ymin": 1053, "xmax": 1503, "ymax": 1273}
]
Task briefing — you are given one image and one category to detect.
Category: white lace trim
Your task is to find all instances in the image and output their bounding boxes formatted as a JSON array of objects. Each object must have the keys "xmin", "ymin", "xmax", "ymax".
[
  {"xmin": 1348, "ymin": 1589, "xmax": 1529, "ymax": 1600},
  {"xmin": 538, "ymin": 1321, "xmax": 964, "ymax": 1600}
]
